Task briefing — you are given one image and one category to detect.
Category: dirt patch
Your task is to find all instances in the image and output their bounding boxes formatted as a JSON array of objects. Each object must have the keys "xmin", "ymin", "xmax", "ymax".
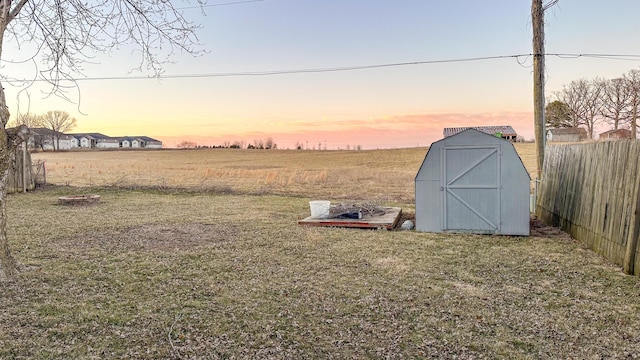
[
  {"xmin": 59, "ymin": 223, "xmax": 238, "ymax": 254},
  {"xmin": 530, "ymin": 215, "xmax": 573, "ymax": 239},
  {"xmin": 58, "ymin": 194, "xmax": 101, "ymax": 206}
]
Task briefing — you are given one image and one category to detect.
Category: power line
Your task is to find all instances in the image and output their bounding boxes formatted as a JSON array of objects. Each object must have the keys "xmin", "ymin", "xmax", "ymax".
[
  {"xmin": 176, "ymin": 0, "xmax": 264, "ymax": 10},
  {"xmin": 76, "ymin": 54, "xmax": 531, "ymax": 81},
  {"xmin": 8, "ymin": 53, "xmax": 640, "ymax": 83},
  {"xmin": 554, "ymin": 53, "xmax": 640, "ymax": 62}
]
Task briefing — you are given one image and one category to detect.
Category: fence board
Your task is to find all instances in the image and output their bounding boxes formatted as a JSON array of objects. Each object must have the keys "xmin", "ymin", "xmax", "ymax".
[
  {"xmin": 7, "ymin": 148, "xmax": 37, "ymax": 193},
  {"xmin": 537, "ymin": 141, "xmax": 640, "ymax": 275}
]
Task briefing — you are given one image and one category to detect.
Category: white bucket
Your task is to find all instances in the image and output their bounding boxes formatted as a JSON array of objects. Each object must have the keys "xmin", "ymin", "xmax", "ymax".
[
  {"xmin": 530, "ymin": 194, "xmax": 536, "ymax": 213},
  {"xmin": 309, "ymin": 200, "xmax": 331, "ymax": 219}
]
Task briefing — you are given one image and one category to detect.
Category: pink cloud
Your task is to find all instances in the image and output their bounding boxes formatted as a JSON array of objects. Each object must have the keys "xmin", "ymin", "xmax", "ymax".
[{"xmin": 157, "ymin": 111, "xmax": 535, "ymax": 149}]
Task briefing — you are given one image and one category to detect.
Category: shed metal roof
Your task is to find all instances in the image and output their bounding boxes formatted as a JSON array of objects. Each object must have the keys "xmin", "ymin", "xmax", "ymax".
[
  {"xmin": 547, "ymin": 127, "xmax": 587, "ymax": 135},
  {"xmin": 599, "ymin": 128, "xmax": 631, "ymax": 136},
  {"xmin": 443, "ymin": 125, "xmax": 517, "ymax": 138},
  {"xmin": 116, "ymin": 136, "xmax": 161, "ymax": 143},
  {"xmin": 69, "ymin": 133, "xmax": 118, "ymax": 141}
]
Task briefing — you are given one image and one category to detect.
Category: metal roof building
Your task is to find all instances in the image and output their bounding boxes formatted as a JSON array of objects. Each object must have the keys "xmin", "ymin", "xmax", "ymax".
[
  {"xmin": 599, "ymin": 128, "xmax": 633, "ymax": 140},
  {"xmin": 546, "ymin": 127, "xmax": 588, "ymax": 142},
  {"xmin": 443, "ymin": 125, "xmax": 518, "ymax": 141},
  {"xmin": 415, "ymin": 129, "xmax": 530, "ymax": 235}
]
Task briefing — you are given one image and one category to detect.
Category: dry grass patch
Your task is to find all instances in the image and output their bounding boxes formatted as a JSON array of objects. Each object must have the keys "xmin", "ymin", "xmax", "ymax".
[
  {"xmin": 32, "ymin": 145, "xmax": 537, "ymax": 202},
  {"xmin": 1, "ymin": 187, "xmax": 640, "ymax": 358},
  {"xmin": 58, "ymin": 223, "xmax": 237, "ymax": 255}
]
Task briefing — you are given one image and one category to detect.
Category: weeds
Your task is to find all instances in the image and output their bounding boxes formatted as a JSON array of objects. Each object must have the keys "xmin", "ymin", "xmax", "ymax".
[{"xmin": 1, "ymin": 187, "xmax": 640, "ymax": 358}]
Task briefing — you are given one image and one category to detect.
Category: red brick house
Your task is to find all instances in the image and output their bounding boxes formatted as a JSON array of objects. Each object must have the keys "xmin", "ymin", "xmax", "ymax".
[{"xmin": 599, "ymin": 129, "xmax": 634, "ymax": 140}]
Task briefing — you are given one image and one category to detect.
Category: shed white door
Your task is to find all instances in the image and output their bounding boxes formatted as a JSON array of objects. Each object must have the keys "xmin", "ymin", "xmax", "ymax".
[{"xmin": 441, "ymin": 146, "xmax": 500, "ymax": 233}]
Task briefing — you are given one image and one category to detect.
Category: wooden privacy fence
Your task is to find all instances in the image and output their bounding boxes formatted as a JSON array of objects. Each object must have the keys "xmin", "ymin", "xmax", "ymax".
[
  {"xmin": 6, "ymin": 147, "xmax": 45, "ymax": 193},
  {"xmin": 536, "ymin": 141, "xmax": 640, "ymax": 276}
]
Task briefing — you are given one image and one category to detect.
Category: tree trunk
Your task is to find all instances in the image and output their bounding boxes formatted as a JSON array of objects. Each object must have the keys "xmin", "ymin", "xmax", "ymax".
[
  {"xmin": 0, "ymin": 77, "xmax": 18, "ymax": 279},
  {"xmin": 633, "ymin": 103, "xmax": 638, "ymax": 140},
  {"xmin": 0, "ymin": 168, "xmax": 17, "ymax": 280},
  {"xmin": 0, "ymin": 135, "xmax": 17, "ymax": 279}
]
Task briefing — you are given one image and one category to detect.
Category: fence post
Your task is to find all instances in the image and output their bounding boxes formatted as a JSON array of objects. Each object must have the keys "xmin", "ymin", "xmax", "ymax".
[
  {"xmin": 623, "ymin": 189, "xmax": 640, "ymax": 275},
  {"xmin": 22, "ymin": 142, "xmax": 26, "ymax": 193}
]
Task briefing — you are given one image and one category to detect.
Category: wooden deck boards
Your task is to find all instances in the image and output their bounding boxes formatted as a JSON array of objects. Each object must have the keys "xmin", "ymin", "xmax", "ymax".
[{"xmin": 298, "ymin": 207, "xmax": 402, "ymax": 230}]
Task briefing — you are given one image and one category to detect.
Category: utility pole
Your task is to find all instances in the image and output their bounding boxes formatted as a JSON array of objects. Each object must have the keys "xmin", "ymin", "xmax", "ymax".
[
  {"xmin": 532, "ymin": 0, "xmax": 559, "ymax": 179},
  {"xmin": 532, "ymin": 0, "xmax": 546, "ymax": 179}
]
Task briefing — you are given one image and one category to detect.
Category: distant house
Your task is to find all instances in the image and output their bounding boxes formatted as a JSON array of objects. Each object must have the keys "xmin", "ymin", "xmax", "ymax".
[
  {"xmin": 60, "ymin": 135, "xmax": 78, "ymax": 150},
  {"xmin": 28, "ymin": 128, "xmax": 54, "ymax": 149},
  {"xmin": 443, "ymin": 125, "xmax": 518, "ymax": 141},
  {"xmin": 547, "ymin": 127, "xmax": 588, "ymax": 142},
  {"xmin": 71, "ymin": 133, "xmax": 120, "ymax": 149},
  {"xmin": 599, "ymin": 129, "xmax": 634, "ymax": 140},
  {"xmin": 116, "ymin": 136, "xmax": 162, "ymax": 149},
  {"xmin": 137, "ymin": 136, "xmax": 163, "ymax": 149},
  {"xmin": 28, "ymin": 129, "xmax": 161, "ymax": 151},
  {"xmin": 75, "ymin": 135, "xmax": 91, "ymax": 148},
  {"xmin": 29, "ymin": 128, "xmax": 76, "ymax": 150}
]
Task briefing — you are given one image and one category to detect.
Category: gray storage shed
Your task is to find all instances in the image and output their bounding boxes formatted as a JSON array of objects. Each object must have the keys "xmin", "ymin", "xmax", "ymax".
[{"xmin": 415, "ymin": 129, "xmax": 530, "ymax": 235}]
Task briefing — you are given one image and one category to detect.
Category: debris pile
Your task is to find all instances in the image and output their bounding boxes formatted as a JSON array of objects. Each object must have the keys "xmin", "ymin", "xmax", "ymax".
[{"xmin": 329, "ymin": 201, "xmax": 387, "ymax": 219}]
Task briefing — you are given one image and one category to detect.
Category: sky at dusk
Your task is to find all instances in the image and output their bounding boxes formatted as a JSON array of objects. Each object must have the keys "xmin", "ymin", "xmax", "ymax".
[{"xmin": 3, "ymin": 0, "xmax": 640, "ymax": 149}]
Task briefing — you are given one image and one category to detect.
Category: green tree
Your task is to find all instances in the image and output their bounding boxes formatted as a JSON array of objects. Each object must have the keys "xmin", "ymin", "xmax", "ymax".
[
  {"xmin": 544, "ymin": 100, "xmax": 573, "ymax": 129},
  {"xmin": 0, "ymin": 1, "xmax": 204, "ymax": 279}
]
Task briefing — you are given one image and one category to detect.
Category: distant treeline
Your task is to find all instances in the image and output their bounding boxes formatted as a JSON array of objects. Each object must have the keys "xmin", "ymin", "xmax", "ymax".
[{"xmin": 178, "ymin": 137, "xmax": 362, "ymax": 150}]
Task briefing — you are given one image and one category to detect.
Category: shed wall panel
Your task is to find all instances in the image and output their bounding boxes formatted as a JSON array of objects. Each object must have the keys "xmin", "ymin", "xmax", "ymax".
[
  {"xmin": 415, "ymin": 180, "xmax": 441, "ymax": 232},
  {"xmin": 415, "ymin": 129, "xmax": 530, "ymax": 235}
]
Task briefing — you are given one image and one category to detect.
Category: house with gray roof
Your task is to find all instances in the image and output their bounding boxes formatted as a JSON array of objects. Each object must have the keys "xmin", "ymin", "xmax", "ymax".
[
  {"xmin": 116, "ymin": 136, "xmax": 163, "ymax": 149},
  {"xmin": 29, "ymin": 128, "xmax": 77, "ymax": 150},
  {"xmin": 546, "ymin": 127, "xmax": 588, "ymax": 142},
  {"xmin": 70, "ymin": 133, "xmax": 120, "ymax": 148},
  {"xmin": 28, "ymin": 129, "xmax": 162, "ymax": 150}
]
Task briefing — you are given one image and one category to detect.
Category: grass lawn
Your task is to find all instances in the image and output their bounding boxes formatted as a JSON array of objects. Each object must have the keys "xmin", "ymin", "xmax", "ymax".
[{"xmin": 2, "ymin": 182, "xmax": 640, "ymax": 358}]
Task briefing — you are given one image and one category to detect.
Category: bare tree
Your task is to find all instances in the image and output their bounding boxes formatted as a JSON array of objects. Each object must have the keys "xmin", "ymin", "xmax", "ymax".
[
  {"xmin": 264, "ymin": 137, "xmax": 276, "ymax": 150},
  {"xmin": 581, "ymin": 80, "xmax": 604, "ymax": 139},
  {"xmin": 177, "ymin": 140, "xmax": 197, "ymax": 149},
  {"xmin": 624, "ymin": 70, "xmax": 640, "ymax": 139},
  {"xmin": 553, "ymin": 82, "xmax": 585, "ymax": 129},
  {"xmin": 40, "ymin": 111, "xmax": 77, "ymax": 150},
  {"xmin": 253, "ymin": 139, "xmax": 264, "ymax": 149},
  {"xmin": 9, "ymin": 113, "xmax": 43, "ymax": 129},
  {"xmin": 599, "ymin": 77, "xmax": 631, "ymax": 130},
  {"xmin": 554, "ymin": 79, "xmax": 603, "ymax": 139},
  {"xmin": 0, "ymin": 1, "xmax": 204, "ymax": 279}
]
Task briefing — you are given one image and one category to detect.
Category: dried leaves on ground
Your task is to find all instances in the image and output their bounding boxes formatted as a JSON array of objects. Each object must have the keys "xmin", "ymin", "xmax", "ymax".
[{"xmin": 1, "ymin": 188, "xmax": 640, "ymax": 359}]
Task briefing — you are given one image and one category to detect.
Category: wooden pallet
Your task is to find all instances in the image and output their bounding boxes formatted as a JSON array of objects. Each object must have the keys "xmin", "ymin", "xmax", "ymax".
[{"xmin": 298, "ymin": 207, "xmax": 402, "ymax": 230}]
